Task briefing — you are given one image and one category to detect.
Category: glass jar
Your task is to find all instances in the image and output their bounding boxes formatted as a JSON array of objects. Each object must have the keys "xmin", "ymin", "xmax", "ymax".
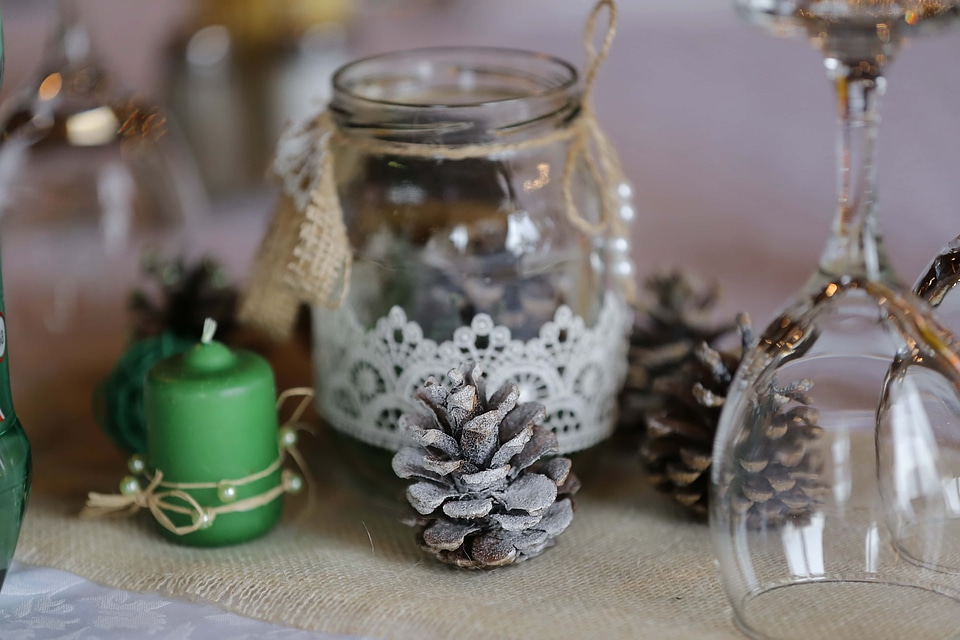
[{"xmin": 307, "ymin": 47, "xmax": 633, "ymax": 475}]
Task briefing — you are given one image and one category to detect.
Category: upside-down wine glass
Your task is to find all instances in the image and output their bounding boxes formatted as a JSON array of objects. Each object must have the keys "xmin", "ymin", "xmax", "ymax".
[
  {"xmin": 0, "ymin": 0, "xmax": 205, "ymax": 435},
  {"xmin": 712, "ymin": 2, "xmax": 960, "ymax": 638}
]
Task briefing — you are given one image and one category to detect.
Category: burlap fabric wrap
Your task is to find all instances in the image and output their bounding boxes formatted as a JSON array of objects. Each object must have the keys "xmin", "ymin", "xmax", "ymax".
[
  {"xmin": 239, "ymin": 0, "xmax": 636, "ymax": 341},
  {"xmin": 19, "ymin": 345, "xmax": 960, "ymax": 639},
  {"xmin": 19, "ymin": 386, "xmax": 745, "ymax": 639}
]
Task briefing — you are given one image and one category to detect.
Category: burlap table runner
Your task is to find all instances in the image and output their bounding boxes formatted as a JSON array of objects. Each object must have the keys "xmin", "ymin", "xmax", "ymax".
[{"xmin": 13, "ymin": 341, "xmax": 742, "ymax": 640}]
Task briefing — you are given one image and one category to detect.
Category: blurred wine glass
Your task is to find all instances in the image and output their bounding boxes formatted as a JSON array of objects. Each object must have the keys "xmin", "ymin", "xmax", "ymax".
[{"xmin": 0, "ymin": 0, "xmax": 206, "ymax": 432}]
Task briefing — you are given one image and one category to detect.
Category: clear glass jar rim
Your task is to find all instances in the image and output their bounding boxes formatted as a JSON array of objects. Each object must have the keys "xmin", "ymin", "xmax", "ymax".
[{"xmin": 331, "ymin": 46, "xmax": 580, "ymax": 111}]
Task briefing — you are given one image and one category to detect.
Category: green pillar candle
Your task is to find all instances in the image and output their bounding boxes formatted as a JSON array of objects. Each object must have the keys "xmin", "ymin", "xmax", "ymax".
[{"xmin": 144, "ymin": 320, "xmax": 282, "ymax": 546}]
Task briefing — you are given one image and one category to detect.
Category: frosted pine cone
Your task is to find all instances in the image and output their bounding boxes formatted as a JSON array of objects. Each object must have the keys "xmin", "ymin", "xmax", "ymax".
[{"xmin": 393, "ymin": 363, "xmax": 580, "ymax": 569}]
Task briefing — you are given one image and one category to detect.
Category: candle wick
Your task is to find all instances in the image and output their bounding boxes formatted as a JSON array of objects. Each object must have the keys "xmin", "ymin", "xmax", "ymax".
[{"xmin": 201, "ymin": 318, "xmax": 218, "ymax": 344}]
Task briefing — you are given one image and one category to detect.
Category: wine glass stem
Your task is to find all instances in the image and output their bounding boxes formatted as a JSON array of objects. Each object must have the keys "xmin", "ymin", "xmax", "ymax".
[{"xmin": 818, "ymin": 60, "xmax": 891, "ymax": 282}]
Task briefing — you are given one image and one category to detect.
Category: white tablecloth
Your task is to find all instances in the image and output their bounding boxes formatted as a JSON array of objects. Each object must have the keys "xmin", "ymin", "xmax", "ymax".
[{"xmin": 1, "ymin": 562, "xmax": 348, "ymax": 640}]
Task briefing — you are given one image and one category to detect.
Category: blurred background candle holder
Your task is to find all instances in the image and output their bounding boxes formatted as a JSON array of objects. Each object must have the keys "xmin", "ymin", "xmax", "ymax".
[{"xmin": 284, "ymin": 42, "xmax": 635, "ymax": 492}]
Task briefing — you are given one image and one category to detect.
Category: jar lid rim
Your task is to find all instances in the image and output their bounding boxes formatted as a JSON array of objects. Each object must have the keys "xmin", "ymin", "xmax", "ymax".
[{"xmin": 331, "ymin": 45, "xmax": 579, "ymax": 112}]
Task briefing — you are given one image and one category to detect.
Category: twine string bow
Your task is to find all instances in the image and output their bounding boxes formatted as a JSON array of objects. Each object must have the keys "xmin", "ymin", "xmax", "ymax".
[
  {"xmin": 81, "ymin": 388, "xmax": 315, "ymax": 536},
  {"xmin": 239, "ymin": 0, "xmax": 633, "ymax": 341}
]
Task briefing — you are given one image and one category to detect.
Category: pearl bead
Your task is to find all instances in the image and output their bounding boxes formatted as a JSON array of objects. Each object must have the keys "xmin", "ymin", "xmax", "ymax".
[
  {"xmin": 278, "ymin": 427, "xmax": 298, "ymax": 449},
  {"xmin": 615, "ymin": 261, "xmax": 634, "ymax": 277},
  {"xmin": 610, "ymin": 237, "xmax": 630, "ymax": 253},
  {"xmin": 286, "ymin": 473, "xmax": 304, "ymax": 495},
  {"xmin": 217, "ymin": 483, "xmax": 238, "ymax": 503},
  {"xmin": 194, "ymin": 509, "xmax": 214, "ymax": 530},
  {"xmin": 128, "ymin": 455, "xmax": 146, "ymax": 475},
  {"xmin": 119, "ymin": 476, "xmax": 140, "ymax": 496},
  {"xmin": 619, "ymin": 204, "xmax": 635, "ymax": 222},
  {"xmin": 617, "ymin": 182, "xmax": 633, "ymax": 200}
]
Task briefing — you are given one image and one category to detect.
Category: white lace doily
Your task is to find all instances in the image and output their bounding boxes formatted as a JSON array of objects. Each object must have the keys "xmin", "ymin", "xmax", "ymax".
[{"xmin": 312, "ymin": 292, "xmax": 630, "ymax": 453}]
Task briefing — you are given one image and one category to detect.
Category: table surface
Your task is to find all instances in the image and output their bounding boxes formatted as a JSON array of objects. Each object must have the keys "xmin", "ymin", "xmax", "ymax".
[{"xmin": 6, "ymin": 1, "xmax": 960, "ymax": 638}]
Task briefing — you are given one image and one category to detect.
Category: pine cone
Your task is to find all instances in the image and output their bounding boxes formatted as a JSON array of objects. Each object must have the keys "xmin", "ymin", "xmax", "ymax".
[
  {"xmin": 721, "ymin": 376, "xmax": 828, "ymax": 530},
  {"xmin": 619, "ymin": 270, "xmax": 735, "ymax": 438},
  {"xmin": 130, "ymin": 254, "xmax": 238, "ymax": 342},
  {"xmin": 642, "ymin": 316, "xmax": 826, "ymax": 526},
  {"xmin": 393, "ymin": 363, "xmax": 580, "ymax": 569}
]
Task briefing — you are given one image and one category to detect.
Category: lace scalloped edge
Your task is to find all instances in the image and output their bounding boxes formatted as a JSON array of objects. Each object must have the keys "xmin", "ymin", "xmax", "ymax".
[{"xmin": 312, "ymin": 292, "xmax": 631, "ymax": 454}]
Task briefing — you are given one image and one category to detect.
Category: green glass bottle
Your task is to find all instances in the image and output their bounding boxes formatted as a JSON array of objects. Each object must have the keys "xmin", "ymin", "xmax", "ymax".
[
  {"xmin": 0, "ymin": 271, "xmax": 30, "ymax": 592},
  {"xmin": 0, "ymin": 5, "xmax": 32, "ymax": 593}
]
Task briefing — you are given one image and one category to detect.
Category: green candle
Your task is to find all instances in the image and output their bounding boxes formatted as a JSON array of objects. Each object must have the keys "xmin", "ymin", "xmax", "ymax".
[{"xmin": 144, "ymin": 320, "xmax": 282, "ymax": 546}]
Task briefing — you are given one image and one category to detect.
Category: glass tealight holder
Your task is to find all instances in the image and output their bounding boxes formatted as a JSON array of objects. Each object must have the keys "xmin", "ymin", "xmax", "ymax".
[{"xmin": 287, "ymin": 46, "xmax": 636, "ymax": 488}]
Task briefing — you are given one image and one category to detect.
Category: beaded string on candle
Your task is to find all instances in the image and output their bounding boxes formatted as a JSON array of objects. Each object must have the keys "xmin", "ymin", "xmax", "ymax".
[
  {"xmin": 81, "ymin": 387, "xmax": 315, "ymax": 536},
  {"xmin": 239, "ymin": 0, "xmax": 634, "ymax": 341}
]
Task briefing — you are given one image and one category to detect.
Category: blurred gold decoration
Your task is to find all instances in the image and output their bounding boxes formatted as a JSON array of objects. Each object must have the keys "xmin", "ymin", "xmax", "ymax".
[
  {"xmin": 167, "ymin": 0, "xmax": 351, "ymax": 196},
  {"xmin": 117, "ymin": 103, "xmax": 169, "ymax": 145},
  {"xmin": 196, "ymin": 0, "xmax": 352, "ymax": 49}
]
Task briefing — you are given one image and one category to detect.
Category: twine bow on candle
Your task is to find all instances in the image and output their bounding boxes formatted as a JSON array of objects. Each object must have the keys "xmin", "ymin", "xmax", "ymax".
[
  {"xmin": 239, "ymin": 0, "xmax": 634, "ymax": 342},
  {"xmin": 81, "ymin": 387, "xmax": 316, "ymax": 537}
]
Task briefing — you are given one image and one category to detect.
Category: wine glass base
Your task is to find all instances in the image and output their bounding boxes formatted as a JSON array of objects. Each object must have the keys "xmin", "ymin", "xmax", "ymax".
[
  {"xmin": 735, "ymin": 578, "xmax": 960, "ymax": 640},
  {"xmin": 897, "ymin": 518, "xmax": 960, "ymax": 575}
]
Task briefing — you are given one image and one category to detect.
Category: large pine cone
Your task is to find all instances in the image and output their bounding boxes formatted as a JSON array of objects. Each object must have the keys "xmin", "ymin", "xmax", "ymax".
[
  {"xmin": 642, "ymin": 316, "xmax": 826, "ymax": 526},
  {"xmin": 393, "ymin": 363, "xmax": 580, "ymax": 569},
  {"xmin": 619, "ymin": 270, "xmax": 735, "ymax": 438}
]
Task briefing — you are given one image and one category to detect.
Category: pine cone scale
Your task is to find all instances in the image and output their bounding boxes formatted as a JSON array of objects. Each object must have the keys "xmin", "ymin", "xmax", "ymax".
[
  {"xmin": 408, "ymin": 481, "xmax": 459, "ymax": 515},
  {"xmin": 443, "ymin": 499, "xmax": 494, "ymax": 519},
  {"xmin": 423, "ymin": 519, "xmax": 481, "ymax": 550}
]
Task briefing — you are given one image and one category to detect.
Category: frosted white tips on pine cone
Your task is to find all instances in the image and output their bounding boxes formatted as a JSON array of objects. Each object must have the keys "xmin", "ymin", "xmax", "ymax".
[
  {"xmin": 499, "ymin": 402, "xmax": 547, "ymax": 440},
  {"xmin": 423, "ymin": 519, "xmax": 482, "ymax": 551},
  {"xmin": 407, "ymin": 481, "xmax": 459, "ymax": 515},
  {"xmin": 490, "ymin": 424, "xmax": 534, "ymax": 468},
  {"xmin": 459, "ymin": 466, "xmax": 510, "ymax": 488},
  {"xmin": 540, "ymin": 457, "xmax": 572, "ymax": 486},
  {"xmin": 511, "ymin": 428, "xmax": 560, "ymax": 472},
  {"xmin": 538, "ymin": 499, "xmax": 575, "ymax": 536},
  {"xmin": 393, "ymin": 361, "xmax": 579, "ymax": 569},
  {"xmin": 442, "ymin": 498, "xmax": 494, "ymax": 519},
  {"xmin": 495, "ymin": 474, "xmax": 557, "ymax": 516},
  {"xmin": 461, "ymin": 410, "xmax": 504, "ymax": 467}
]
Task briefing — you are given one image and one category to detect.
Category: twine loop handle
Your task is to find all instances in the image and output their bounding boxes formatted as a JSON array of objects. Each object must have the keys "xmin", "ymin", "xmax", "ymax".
[{"xmin": 582, "ymin": 0, "xmax": 617, "ymax": 107}]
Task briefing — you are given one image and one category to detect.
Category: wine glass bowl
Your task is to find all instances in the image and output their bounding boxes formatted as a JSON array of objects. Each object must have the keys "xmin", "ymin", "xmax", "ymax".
[
  {"xmin": 897, "ymin": 237, "xmax": 960, "ymax": 577},
  {"xmin": 714, "ymin": 281, "xmax": 960, "ymax": 638}
]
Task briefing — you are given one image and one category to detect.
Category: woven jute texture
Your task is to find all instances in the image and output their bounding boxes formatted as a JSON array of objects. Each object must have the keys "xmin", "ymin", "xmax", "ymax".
[{"xmin": 14, "ymin": 341, "xmax": 742, "ymax": 640}]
